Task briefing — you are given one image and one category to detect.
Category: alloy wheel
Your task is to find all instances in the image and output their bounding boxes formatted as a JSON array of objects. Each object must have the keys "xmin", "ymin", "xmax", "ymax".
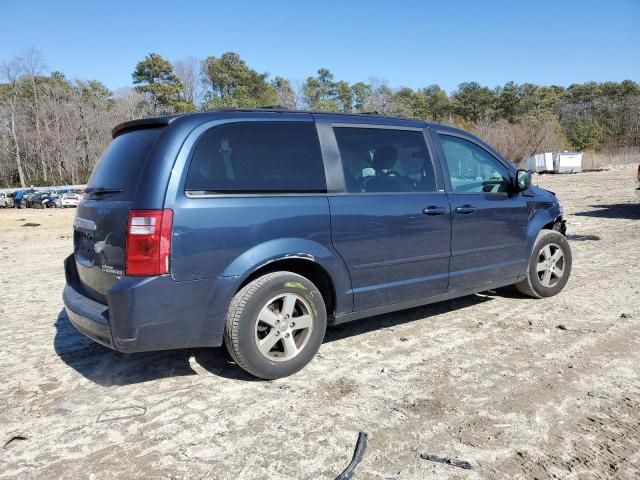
[
  {"xmin": 254, "ymin": 293, "xmax": 314, "ymax": 362},
  {"xmin": 536, "ymin": 243, "xmax": 565, "ymax": 288}
]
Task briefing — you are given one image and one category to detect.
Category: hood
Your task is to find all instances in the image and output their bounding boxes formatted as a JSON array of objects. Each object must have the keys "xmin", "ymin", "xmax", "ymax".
[{"xmin": 528, "ymin": 185, "xmax": 557, "ymax": 201}]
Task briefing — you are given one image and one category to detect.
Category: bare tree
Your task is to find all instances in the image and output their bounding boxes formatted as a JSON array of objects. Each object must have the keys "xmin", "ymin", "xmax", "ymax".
[
  {"xmin": 0, "ymin": 58, "xmax": 26, "ymax": 187},
  {"xmin": 173, "ymin": 56, "xmax": 202, "ymax": 107},
  {"xmin": 113, "ymin": 87, "xmax": 149, "ymax": 120},
  {"xmin": 292, "ymin": 79, "xmax": 305, "ymax": 109},
  {"xmin": 473, "ymin": 114, "xmax": 566, "ymax": 164},
  {"xmin": 21, "ymin": 47, "xmax": 48, "ymax": 181},
  {"xmin": 271, "ymin": 76, "xmax": 296, "ymax": 109},
  {"xmin": 363, "ymin": 78, "xmax": 395, "ymax": 114}
]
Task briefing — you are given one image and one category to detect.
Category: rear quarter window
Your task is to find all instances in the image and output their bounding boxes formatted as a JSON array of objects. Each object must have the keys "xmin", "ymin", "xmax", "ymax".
[
  {"xmin": 86, "ymin": 128, "xmax": 163, "ymax": 199},
  {"xmin": 185, "ymin": 122, "xmax": 326, "ymax": 193}
]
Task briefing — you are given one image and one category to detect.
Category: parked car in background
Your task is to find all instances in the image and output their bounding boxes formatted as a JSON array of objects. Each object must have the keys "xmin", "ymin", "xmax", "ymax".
[
  {"xmin": 21, "ymin": 189, "xmax": 38, "ymax": 206},
  {"xmin": 27, "ymin": 191, "xmax": 60, "ymax": 208},
  {"xmin": 24, "ymin": 192, "xmax": 42, "ymax": 208},
  {"xmin": 59, "ymin": 192, "xmax": 81, "ymax": 207},
  {"xmin": 63, "ymin": 109, "xmax": 572, "ymax": 379},
  {"xmin": 44, "ymin": 192, "xmax": 61, "ymax": 208}
]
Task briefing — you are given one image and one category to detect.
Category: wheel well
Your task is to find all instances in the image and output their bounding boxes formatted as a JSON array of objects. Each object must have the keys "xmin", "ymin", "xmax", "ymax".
[
  {"xmin": 542, "ymin": 215, "xmax": 565, "ymax": 233},
  {"xmin": 239, "ymin": 259, "xmax": 336, "ymax": 316},
  {"xmin": 542, "ymin": 220, "xmax": 555, "ymax": 230}
]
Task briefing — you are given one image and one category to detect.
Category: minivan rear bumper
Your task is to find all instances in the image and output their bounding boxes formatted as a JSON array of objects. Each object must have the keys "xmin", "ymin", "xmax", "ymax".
[
  {"xmin": 62, "ymin": 254, "xmax": 233, "ymax": 353},
  {"xmin": 64, "ymin": 278, "xmax": 113, "ymax": 348}
]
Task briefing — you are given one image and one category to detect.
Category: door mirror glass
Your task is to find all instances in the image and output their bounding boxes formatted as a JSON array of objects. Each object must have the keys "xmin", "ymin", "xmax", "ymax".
[{"xmin": 516, "ymin": 169, "xmax": 531, "ymax": 191}]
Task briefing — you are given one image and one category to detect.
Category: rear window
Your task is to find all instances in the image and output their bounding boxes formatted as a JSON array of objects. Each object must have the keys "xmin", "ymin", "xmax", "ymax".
[
  {"xmin": 185, "ymin": 122, "xmax": 326, "ymax": 193},
  {"xmin": 86, "ymin": 128, "xmax": 163, "ymax": 199}
]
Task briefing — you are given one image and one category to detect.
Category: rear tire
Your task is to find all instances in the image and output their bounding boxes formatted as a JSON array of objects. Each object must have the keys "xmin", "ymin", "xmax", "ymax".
[
  {"xmin": 516, "ymin": 230, "xmax": 572, "ymax": 298},
  {"xmin": 224, "ymin": 271, "xmax": 327, "ymax": 379}
]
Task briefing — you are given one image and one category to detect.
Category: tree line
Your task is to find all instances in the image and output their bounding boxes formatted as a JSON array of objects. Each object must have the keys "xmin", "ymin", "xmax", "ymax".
[{"xmin": 1, "ymin": 49, "xmax": 639, "ymax": 187}]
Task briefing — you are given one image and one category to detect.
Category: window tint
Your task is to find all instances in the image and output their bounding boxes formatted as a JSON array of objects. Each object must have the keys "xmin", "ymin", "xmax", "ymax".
[
  {"xmin": 87, "ymin": 128, "xmax": 163, "ymax": 200},
  {"xmin": 439, "ymin": 135, "xmax": 510, "ymax": 193},
  {"xmin": 185, "ymin": 122, "xmax": 326, "ymax": 193},
  {"xmin": 334, "ymin": 127, "xmax": 436, "ymax": 193}
]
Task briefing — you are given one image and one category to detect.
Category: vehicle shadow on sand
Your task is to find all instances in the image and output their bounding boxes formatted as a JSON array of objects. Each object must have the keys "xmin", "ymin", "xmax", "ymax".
[
  {"xmin": 574, "ymin": 203, "xmax": 640, "ymax": 220},
  {"xmin": 55, "ymin": 293, "xmax": 498, "ymax": 386},
  {"xmin": 324, "ymin": 293, "xmax": 495, "ymax": 343},
  {"xmin": 54, "ymin": 309, "xmax": 258, "ymax": 386}
]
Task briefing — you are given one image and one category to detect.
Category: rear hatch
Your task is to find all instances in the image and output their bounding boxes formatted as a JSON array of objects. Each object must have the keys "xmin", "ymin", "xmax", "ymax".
[{"xmin": 74, "ymin": 127, "xmax": 163, "ymax": 303}]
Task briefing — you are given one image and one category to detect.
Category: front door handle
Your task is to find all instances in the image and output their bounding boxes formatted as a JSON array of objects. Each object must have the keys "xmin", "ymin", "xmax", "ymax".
[
  {"xmin": 423, "ymin": 206, "xmax": 447, "ymax": 216},
  {"xmin": 455, "ymin": 205, "xmax": 477, "ymax": 214}
]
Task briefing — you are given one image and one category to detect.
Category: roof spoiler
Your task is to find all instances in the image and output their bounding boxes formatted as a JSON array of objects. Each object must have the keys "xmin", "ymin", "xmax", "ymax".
[{"xmin": 111, "ymin": 115, "xmax": 181, "ymax": 138}]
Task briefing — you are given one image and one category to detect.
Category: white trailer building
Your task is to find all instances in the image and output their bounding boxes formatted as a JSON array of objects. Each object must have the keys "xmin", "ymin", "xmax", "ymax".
[
  {"xmin": 523, "ymin": 152, "xmax": 554, "ymax": 172},
  {"xmin": 523, "ymin": 151, "xmax": 583, "ymax": 173},
  {"xmin": 554, "ymin": 152, "xmax": 583, "ymax": 173}
]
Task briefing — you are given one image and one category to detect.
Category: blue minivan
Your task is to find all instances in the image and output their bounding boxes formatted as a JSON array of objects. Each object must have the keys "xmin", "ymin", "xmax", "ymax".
[{"xmin": 63, "ymin": 109, "xmax": 571, "ymax": 379}]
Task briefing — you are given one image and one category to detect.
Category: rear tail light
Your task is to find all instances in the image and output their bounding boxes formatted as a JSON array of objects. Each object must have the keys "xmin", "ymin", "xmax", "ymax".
[{"xmin": 126, "ymin": 209, "xmax": 173, "ymax": 276}]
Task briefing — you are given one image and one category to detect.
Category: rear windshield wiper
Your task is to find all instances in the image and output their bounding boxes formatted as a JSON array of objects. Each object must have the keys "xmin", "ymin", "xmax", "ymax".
[{"xmin": 84, "ymin": 187, "xmax": 123, "ymax": 195}]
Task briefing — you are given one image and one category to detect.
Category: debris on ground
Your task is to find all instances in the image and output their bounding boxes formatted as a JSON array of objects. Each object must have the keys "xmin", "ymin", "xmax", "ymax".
[
  {"xmin": 335, "ymin": 432, "xmax": 368, "ymax": 480},
  {"xmin": 420, "ymin": 453, "xmax": 472, "ymax": 469},
  {"xmin": 587, "ymin": 391, "xmax": 609, "ymax": 399},
  {"xmin": 620, "ymin": 313, "xmax": 633, "ymax": 319},
  {"xmin": 399, "ymin": 337, "xmax": 409, "ymax": 342},
  {"xmin": 556, "ymin": 324, "xmax": 568, "ymax": 330},
  {"xmin": 96, "ymin": 406, "xmax": 147, "ymax": 423},
  {"xmin": 21, "ymin": 223, "xmax": 40, "ymax": 227},
  {"xmin": 3, "ymin": 436, "xmax": 28, "ymax": 448}
]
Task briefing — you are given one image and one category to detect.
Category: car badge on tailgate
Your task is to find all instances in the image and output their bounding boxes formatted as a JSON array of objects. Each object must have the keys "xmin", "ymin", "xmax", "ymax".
[{"xmin": 100, "ymin": 264, "xmax": 124, "ymax": 276}]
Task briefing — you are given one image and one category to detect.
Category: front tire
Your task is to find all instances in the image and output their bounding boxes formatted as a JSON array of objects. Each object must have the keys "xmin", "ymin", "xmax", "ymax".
[
  {"xmin": 516, "ymin": 230, "xmax": 572, "ymax": 298},
  {"xmin": 224, "ymin": 271, "xmax": 327, "ymax": 379}
]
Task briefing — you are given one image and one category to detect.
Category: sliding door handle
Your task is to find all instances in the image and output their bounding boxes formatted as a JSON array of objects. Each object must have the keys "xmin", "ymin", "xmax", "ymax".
[
  {"xmin": 455, "ymin": 205, "xmax": 477, "ymax": 214},
  {"xmin": 423, "ymin": 206, "xmax": 447, "ymax": 216}
]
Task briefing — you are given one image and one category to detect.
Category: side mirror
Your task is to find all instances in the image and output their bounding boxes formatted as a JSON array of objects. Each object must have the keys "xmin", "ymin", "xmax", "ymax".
[{"xmin": 515, "ymin": 169, "xmax": 531, "ymax": 191}]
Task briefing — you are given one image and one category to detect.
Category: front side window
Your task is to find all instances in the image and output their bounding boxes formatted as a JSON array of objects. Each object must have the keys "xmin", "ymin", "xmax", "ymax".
[
  {"xmin": 334, "ymin": 127, "xmax": 437, "ymax": 193},
  {"xmin": 185, "ymin": 122, "xmax": 326, "ymax": 193},
  {"xmin": 438, "ymin": 135, "xmax": 510, "ymax": 193}
]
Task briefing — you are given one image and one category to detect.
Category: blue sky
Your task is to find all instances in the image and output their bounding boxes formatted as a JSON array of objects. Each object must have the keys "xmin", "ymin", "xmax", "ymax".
[{"xmin": 1, "ymin": 0, "xmax": 638, "ymax": 93}]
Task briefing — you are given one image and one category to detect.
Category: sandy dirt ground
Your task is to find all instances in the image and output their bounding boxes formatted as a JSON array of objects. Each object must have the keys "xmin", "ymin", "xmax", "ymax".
[{"xmin": 1, "ymin": 166, "xmax": 639, "ymax": 480}]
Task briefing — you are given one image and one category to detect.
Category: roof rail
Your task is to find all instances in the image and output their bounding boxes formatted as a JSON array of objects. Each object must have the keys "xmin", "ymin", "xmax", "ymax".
[{"xmin": 110, "ymin": 109, "xmax": 431, "ymax": 137}]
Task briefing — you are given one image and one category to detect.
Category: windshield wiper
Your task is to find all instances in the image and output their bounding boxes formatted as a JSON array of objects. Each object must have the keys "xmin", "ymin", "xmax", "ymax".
[{"xmin": 84, "ymin": 187, "xmax": 123, "ymax": 195}]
